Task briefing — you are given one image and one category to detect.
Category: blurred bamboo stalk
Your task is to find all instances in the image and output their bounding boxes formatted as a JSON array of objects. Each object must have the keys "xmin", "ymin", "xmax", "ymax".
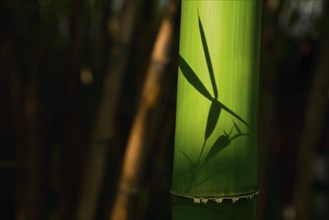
[
  {"xmin": 110, "ymin": 1, "xmax": 180, "ymax": 219},
  {"xmin": 0, "ymin": 4, "xmax": 19, "ymax": 219},
  {"xmin": 22, "ymin": 0, "xmax": 43, "ymax": 219},
  {"xmin": 75, "ymin": 0, "xmax": 141, "ymax": 220},
  {"xmin": 128, "ymin": 23, "xmax": 179, "ymax": 220},
  {"xmin": 141, "ymin": 90, "xmax": 177, "ymax": 219},
  {"xmin": 6, "ymin": 2, "xmax": 26, "ymax": 219},
  {"xmin": 293, "ymin": 39, "xmax": 329, "ymax": 220},
  {"xmin": 60, "ymin": 0, "xmax": 84, "ymax": 219},
  {"xmin": 94, "ymin": 0, "xmax": 111, "ymax": 77},
  {"xmin": 257, "ymin": 4, "xmax": 283, "ymax": 218}
]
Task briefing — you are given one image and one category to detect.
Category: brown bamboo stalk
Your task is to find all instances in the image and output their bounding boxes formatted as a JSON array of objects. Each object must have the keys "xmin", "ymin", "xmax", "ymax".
[
  {"xmin": 110, "ymin": 1, "xmax": 180, "ymax": 219},
  {"xmin": 75, "ymin": 1, "xmax": 141, "ymax": 220},
  {"xmin": 134, "ymin": 33, "xmax": 178, "ymax": 219},
  {"xmin": 293, "ymin": 39, "xmax": 329, "ymax": 220},
  {"xmin": 140, "ymin": 87, "xmax": 177, "ymax": 220}
]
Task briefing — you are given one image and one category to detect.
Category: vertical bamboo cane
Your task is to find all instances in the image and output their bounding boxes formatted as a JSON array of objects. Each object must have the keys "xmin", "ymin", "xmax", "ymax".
[
  {"xmin": 171, "ymin": 1, "xmax": 261, "ymax": 219},
  {"xmin": 75, "ymin": 1, "xmax": 140, "ymax": 220},
  {"xmin": 75, "ymin": 0, "xmax": 138, "ymax": 220},
  {"xmin": 110, "ymin": 1, "xmax": 180, "ymax": 219},
  {"xmin": 24, "ymin": 1, "xmax": 43, "ymax": 219},
  {"xmin": 293, "ymin": 39, "xmax": 329, "ymax": 220}
]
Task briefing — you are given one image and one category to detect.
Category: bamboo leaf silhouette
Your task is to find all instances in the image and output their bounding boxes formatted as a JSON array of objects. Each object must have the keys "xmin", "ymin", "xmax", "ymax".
[
  {"xmin": 198, "ymin": 14, "xmax": 218, "ymax": 99},
  {"xmin": 205, "ymin": 100, "xmax": 221, "ymax": 140},
  {"xmin": 204, "ymin": 135, "xmax": 230, "ymax": 164},
  {"xmin": 221, "ymin": 103, "xmax": 249, "ymax": 127},
  {"xmin": 232, "ymin": 119, "xmax": 241, "ymax": 134},
  {"xmin": 179, "ymin": 55, "xmax": 213, "ymax": 101},
  {"xmin": 180, "ymin": 151, "xmax": 195, "ymax": 169},
  {"xmin": 230, "ymin": 133, "xmax": 249, "ymax": 142}
]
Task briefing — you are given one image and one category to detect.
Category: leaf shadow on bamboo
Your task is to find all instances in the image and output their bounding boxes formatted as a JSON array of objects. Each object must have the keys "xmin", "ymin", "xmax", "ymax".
[{"xmin": 179, "ymin": 14, "xmax": 251, "ymax": 193}]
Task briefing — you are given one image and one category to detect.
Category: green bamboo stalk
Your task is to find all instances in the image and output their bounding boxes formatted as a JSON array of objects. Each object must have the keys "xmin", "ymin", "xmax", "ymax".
[{"xmin": 171, "ymin": 1, "xmax": 261, "ymax": 219}]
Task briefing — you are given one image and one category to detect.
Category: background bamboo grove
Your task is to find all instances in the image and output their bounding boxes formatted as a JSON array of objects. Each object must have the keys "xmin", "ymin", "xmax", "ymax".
[{"xmin": 0, "ymin": 0, "xmax": 329, "ymax": 220}]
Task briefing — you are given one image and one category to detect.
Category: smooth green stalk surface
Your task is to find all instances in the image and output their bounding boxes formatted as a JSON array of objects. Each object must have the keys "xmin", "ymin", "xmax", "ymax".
[
  {"xmin": 172, "ymin": 197, "xmax": 256, "ymax": 220},
  {"xmin": 171, "ymin": 0, "xmax": 261, "ymax": 219}
]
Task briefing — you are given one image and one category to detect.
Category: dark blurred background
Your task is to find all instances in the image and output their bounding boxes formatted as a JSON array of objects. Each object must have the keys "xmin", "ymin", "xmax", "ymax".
[{"xmin": 0, "ymin": 0, "xmax": 328, "ymax": 220}]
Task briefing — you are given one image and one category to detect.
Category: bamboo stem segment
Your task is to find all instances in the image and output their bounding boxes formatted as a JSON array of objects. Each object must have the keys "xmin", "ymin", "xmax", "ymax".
[{"xmin": 172, "ymin": 0, "xmax": 261, "ymax": 219}]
